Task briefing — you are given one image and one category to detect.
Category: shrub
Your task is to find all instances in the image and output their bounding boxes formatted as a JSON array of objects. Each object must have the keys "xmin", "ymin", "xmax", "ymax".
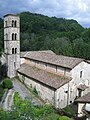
[
  {"xmin": 33, "ymin": 87, "xmax": 38, "ymax": 95},
  {"xmin": 58, "ymin": 116, "xmax": 71, "ymax": 120},
  {"xmin": 2, "ymin": 79, "xmax": 13, "ymax": 89},
  {"xmin": 62, "ymin": 106, "xmax": 75, "ymax": 118}
]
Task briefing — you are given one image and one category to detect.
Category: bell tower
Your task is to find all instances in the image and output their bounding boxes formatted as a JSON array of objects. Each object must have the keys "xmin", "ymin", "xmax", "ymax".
[{"xmin": 4, "ymin": 14, "xmax": 20, "ymax": 78}]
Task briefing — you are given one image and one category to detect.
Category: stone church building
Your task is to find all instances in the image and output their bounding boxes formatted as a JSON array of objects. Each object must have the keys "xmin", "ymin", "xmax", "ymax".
[{"xmin": 2, "ymin": 14, "xmax": 90, "ymax": 109}]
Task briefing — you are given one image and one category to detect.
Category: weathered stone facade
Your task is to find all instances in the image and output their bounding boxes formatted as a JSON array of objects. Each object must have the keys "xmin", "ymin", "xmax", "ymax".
[
  {"xmin": 3, "ymin": 14, "xmax": 90, "ymax": 109},
  {"xmin": 4, "ymin": 14, "xmax": 20, "ymax": 78},
  {"xmin": 18, "ymin": 73, "xmax": 55, "ymax": 105},
  {"xmin": 19, "ymin": 55, "xmax": 90, "ymax": 109}
]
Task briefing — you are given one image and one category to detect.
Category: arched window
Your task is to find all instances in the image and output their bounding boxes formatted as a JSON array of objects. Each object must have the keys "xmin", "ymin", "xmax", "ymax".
[
  {"xmin": 12, "ymin": 20, "xmax": 14, "ymax": 27},
  {"xmin": 80, "ymin": 71, "xmax": 82, "ymax": 78},
  {"xmin": 15, "ymin": 21, "xmax": 17, "ymax": 27},
  {"xmin": 12, "ymin": 48, "xmax": 14, "ymax": 54},
  {"xmin": 6, "ymin": 33, "xmax": 8, "ymax": 40},
  {"xmin": 5, "ymin": 21, "xmax": 7, "ymax": 27},
  {"xmin": 15, "ymin": 33, "xmax": 17, "ymax": 40},
  {"xmin": 12, "ymin": 33, "xmax": 14, "ymax": 40},
  {"xmin": 15, "ymin": 48, "xmax": 17, "ymax": 54}
]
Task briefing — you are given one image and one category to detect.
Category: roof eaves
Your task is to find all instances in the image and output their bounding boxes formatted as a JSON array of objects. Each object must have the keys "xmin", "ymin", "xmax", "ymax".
[{"xmin": 17, "ymin": 70, "xmax": 56, "ymax": 90}]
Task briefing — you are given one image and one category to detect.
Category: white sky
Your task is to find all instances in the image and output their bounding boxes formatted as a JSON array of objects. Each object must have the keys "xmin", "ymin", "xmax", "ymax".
[{"xmin": 0, "ymin": 0, "xmax": 90, "ymax": 28}]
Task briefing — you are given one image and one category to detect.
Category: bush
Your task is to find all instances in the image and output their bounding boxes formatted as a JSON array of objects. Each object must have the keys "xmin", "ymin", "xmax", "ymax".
[
  {"xmin": 58, "ymin": 116, "xmax": 71, "ymax": 120},
  {"xmin": 2, "ymin": 79, "xmax": 13, "ymax": 89},
  {"xmin": 62, "ymin": 106, "xmax": 75, "ymax": 118},
  {"xmin": 33, "ymin": 87, "xmax": 38, "ymax": 95}
]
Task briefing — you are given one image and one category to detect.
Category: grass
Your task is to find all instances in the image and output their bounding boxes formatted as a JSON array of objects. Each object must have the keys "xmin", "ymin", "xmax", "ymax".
[
  {"xmin": 62, "ymin": 105, "xmax": 75, "ymax": 118},
  {"xmin": 59, "ymin": 116, "xmax": 71, "ymax": 120},
  {"xmin": 13, "ymin": 92, "xmax": 71, "ymax": 120}
]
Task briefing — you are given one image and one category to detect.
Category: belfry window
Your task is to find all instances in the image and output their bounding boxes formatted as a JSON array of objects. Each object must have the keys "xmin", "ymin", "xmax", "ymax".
[
  {"xmin": 12, "ymin": 33, "xmax": 17, "ymax": 40},
  {"xmin": 12, "ymin": 20, "xmax": 14, "ymax": 27},
  {"xmin": 12, "ymin": 33, "xmax": 14, "ymax": 40},
  {"xmin": 15, "ymin": 21, "xmax": 17, "ymax": 27},
  {"xmin": 80, "ymin": 71, "xmax": 82, "ymax": 78},
  {"xmin": 15, "ymin": 48, "xmax": 17, "ymax": 54},
  {"xmin": 12, "ymin": 20, "xmax": 17, "ymax": 27},
  {"xmin": 15, "ymin": 33, "xmax": 17, "ymax": 40},
  {"xmin": 5, "ymin": 21, "xmax": 7, "ymax": 27},
  {"xmin": 12, "ymin": 48, "xmax": 14, "ymax": 54}
]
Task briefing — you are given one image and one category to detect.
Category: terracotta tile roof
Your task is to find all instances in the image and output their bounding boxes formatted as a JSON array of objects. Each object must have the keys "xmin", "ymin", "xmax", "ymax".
[
  {"xmin": 20, "ymin": 50, "xmax": 84, "ymax": 69},
  {"xmin": 20, "ymin": 51, "xmax": 28, "ymax": 58},
  {"xmin": 20, "ymin": 50, "xmax": 55, "ymax": 57},
  {"xmin": 76, "ymin": 92, "xmax": 90, "ymax": 103},
  {"xmin": 17, "ymin": 63, "xmax": 71, "ymax": 89}
]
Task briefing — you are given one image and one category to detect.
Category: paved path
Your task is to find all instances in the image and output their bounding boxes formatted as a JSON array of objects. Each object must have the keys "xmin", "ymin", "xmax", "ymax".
[
  {"xmin": 13, "ymin": 78, "xmax": 44, "ymax": 105},
  {"xmin": 3, "ymin": 89, "xmax": 15, "ymax": 110},
  {"xmin": 3, "ymin": 78, "xmax": 44, "ymax": 110}
]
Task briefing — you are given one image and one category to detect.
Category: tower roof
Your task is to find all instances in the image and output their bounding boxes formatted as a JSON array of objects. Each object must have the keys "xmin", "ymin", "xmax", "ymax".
[{"xmin": 3, "ymin": 14, "xmax": 19, "ymax": 18}]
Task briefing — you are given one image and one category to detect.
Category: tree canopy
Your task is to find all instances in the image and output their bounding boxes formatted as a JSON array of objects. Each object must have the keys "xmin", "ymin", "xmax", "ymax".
[{"xmin": 0, "ymin": 11, "xmax": 90, "ymax": 59}]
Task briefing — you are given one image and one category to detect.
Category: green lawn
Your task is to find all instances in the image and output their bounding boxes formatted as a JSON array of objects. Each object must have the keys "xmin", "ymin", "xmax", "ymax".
[{"xmin": 0, "ymin": 91, "xmax": 71, "ymax": 120}]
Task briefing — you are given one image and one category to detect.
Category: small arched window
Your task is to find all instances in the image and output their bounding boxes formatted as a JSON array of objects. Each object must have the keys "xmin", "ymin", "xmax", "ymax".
[
  {"xmin": 15, "ymin": 48, "xmax": 17, "ymax": 54},
  {"xmin": 12, "ymin": 20, "xmax": 14, "ymax": 27},
  {"xmin": 12, "ymin": 33, "xmax": 14, "ymax": 40},
  {"xmin": 15, "ymin": 21, "xmax": 17, "ymax": 27},
  {"xmin": 80, "ymin": 71, "xmax": 82, "ymax": 78},
  {"xmin": 15, "ymin": 33, "xmax": 17, "ymax": 40},
  {"xmin": 12, "ymin": 48, "xmax": 14, "ymax": 54},
  {"xmin": 5, "ymin": 21, "xmax": 7, "ymax": 27}
]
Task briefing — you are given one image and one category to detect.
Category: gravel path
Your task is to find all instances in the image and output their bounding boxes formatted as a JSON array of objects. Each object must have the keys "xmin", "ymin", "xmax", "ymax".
[
  {"xmin": 3, "ymin": 89, "xmax": 15, "ymax": 110},
  {"xmin": 3, "ymin": 78, "xmax": 44, "ymax": 110},
  {"xmin": 13, "ymin": 78, "xmax": 44, "ymax": 106}
]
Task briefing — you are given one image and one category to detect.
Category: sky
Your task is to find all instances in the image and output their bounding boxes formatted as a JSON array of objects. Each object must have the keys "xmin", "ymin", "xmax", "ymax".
[{"xmin": 0, "ymin": 0, "xmax": 90, "ymax": 28}]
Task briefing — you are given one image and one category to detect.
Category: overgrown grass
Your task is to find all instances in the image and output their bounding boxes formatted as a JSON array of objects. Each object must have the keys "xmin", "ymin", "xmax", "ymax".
[
  {"xmin": 12, "ymin": 92, "xmax": 71, "ymax": 120},
  {"xmin": 62, "ymin": 105, "xmax": 75, "ymax": 118},
  {"xmin": 0, "ymin": 91, "xmax": 71, "ymax": 120}
]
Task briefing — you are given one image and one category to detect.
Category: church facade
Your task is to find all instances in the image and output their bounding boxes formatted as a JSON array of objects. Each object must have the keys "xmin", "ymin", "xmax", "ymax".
[{"xmin": 3, "ymin": 14, "xmax": 90, "ymax": 109}]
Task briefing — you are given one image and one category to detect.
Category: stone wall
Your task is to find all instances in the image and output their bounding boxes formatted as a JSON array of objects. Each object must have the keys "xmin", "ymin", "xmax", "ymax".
[
  {"xmin": 55, "ymin": 83, "xmax": 69, "ymax": 108},
  {"xmin": 19, "ymin": 59, "xmax": 90, "ymax": 109},
  {"xmin": 4, "ymin": 15, "xmax": 20, "ymax": 78},
  {"xmin": 18, "ymin": 73, "xmax": 55, "ymax": 105},
  {"xmin": 36, "ymin": 61, "xmax": 46, "ymax": 70},
  {"xmin": 77, "ymin": 103, "xmax": 85, "ymax": 117},
  {"xmin": 7, "ymin": 54, "xmax": 20, "ymax": 78},
  {"xmin": 24, "ymin": 58, "xmax": 71, "ymax": 77},
  {"xmin": 69, "ymin": 61, "xmax": 90, "ymax": 103}
]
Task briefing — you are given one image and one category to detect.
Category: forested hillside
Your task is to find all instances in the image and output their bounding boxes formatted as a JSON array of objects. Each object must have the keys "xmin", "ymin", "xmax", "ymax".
[{"xmin": 0, "ymin": 12, "xmax": 90, "ymax": 59}]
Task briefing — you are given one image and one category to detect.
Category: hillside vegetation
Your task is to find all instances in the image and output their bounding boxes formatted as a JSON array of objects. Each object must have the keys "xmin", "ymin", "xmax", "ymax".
[{"xmin": 0, "ymin": 12, "xmax": 90, "ymax": 59}]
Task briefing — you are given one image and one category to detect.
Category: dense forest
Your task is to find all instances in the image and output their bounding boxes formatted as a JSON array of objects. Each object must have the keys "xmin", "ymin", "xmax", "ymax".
[{"xmin": 0, "ymin": 12, "xmax": 90, "ymax": 59}]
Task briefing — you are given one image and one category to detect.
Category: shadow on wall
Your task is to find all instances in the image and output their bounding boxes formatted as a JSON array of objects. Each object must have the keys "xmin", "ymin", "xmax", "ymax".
[{"xmin": 0, "ymin": 62, "xmax": 8, "ymax": 80}]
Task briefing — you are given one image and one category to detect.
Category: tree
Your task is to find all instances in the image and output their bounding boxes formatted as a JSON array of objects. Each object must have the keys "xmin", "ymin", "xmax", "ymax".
[{"xmin": 54, "ymin": 37, "xmax": 70, "ymax": 55}]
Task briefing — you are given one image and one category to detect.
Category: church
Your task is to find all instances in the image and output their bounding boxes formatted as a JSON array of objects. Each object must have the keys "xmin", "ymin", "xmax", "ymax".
[{"xmin": 3, "ymin": 14, "xmax": 90, "ymax": 109}]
